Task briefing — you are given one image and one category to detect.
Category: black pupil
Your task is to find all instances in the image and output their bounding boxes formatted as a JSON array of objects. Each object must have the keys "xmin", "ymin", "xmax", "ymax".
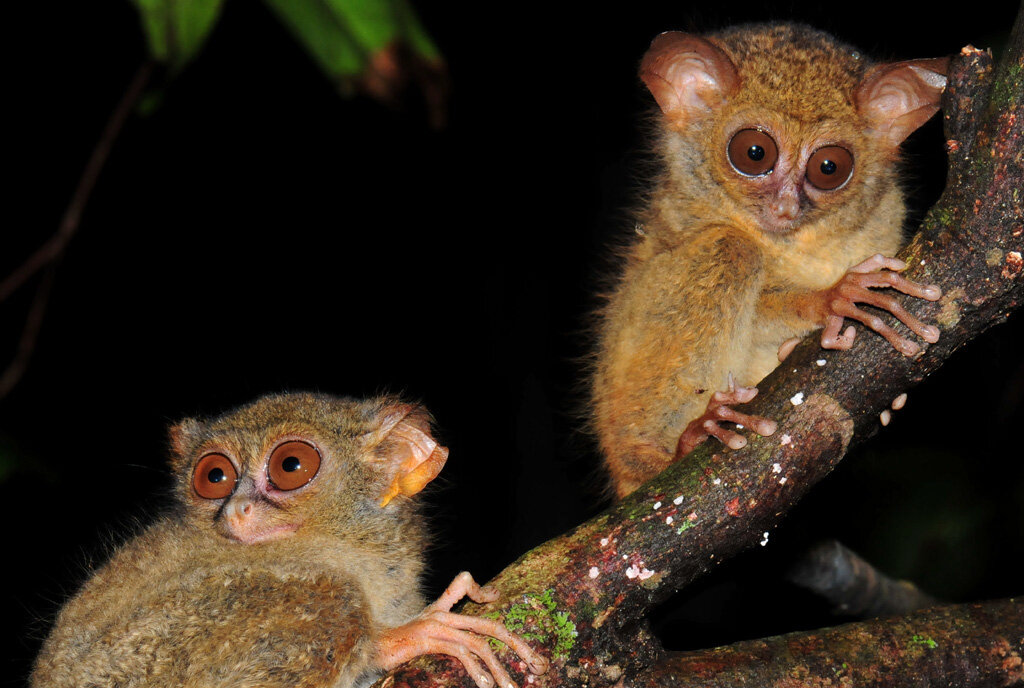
[
  {"xmin": 820, "ymin": 159, "xmax": 837, "ymax": 175},
  {"xmin": 747, "ymin": 145, "xmax": 765, "ymax": 161},
  {"xmin": 208, "ymin": 467, "xmax": 226, "ymax": 483},
  {"xmin": 282, "ymin": 456, "xmax": 301, "ymax": 472}
]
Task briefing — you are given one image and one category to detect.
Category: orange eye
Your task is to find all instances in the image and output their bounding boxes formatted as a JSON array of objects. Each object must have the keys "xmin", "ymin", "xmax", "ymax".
[
  {"xmin": 727, "ymin": 129, "xmax": 778, "ymax": 176},
  {"xmin": 806, "ymin": 146, "xmax": 854, "ymax": 190},
  {"xmin": 267, "ymin": 441, "xmax": 321, "ymax": 491},
  {"xmin": 193, "ymin": 453, "xmax": 238, "ymax": 500}
]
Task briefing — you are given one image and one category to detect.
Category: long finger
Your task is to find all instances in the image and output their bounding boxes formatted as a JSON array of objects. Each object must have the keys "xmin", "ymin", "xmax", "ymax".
[
  {"xmin": 820, "ymin": 315, "xmax": 855, "ymax": 350},
  {"xmin": 429, "ymin": 572, "xmax": 498, "ymax": 613},
  {"xmin": 712, "ymin": 406, "xmax": 777, "ymax": 436},
  {"xmin": 429, "ymin": 611, "xmax": 548, "ymax": 674},
  {"xmin": 832, "ymin": 300, "xmax": 920, "ymax": 356},
  {"xmin": 431, "ymin": 629, "xmax": 519, "ymax": 688},
  {"xmin": 841, "ymin": 287, "xmax": 940, "ymax": 343},
  {"xmin": 844, "ymin": 270, "xmax": 942, "ymax": 301},
  {"xmin": 703, "ymin": 419, "xmax": 747, "ymax": 450},
  {"xmin": 430, "ymin": 638, "xmax": 495, "ymax": 688}
]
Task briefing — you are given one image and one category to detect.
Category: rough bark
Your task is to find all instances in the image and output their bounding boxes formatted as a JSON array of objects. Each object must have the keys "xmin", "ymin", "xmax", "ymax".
[
  {"xmin": 378, "ymin": 8, "xmax": 1024, "ymax": 688},
  {"xmin": 633, "ymin": 599, "xmax": 1023, "ymax": 687}
]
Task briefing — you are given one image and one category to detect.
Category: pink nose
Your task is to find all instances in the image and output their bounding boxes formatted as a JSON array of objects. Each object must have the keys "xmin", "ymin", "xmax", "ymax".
[
  {"xmin": 771, "ymin": 195, "xmax": 799, "ymax": 220},
  {"xmin": 225, "ymin": 497, "xmax": 254, "ymax": 524}
]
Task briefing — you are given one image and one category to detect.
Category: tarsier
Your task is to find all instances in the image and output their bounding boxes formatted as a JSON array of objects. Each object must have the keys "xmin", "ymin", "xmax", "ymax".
[
  {"xmin": 592, "ymin": 23, "xmax": 947, "ymax": 498},
  {"xmin": 32, "ymin": 393, "xmax": 548, "ymax": 688}
]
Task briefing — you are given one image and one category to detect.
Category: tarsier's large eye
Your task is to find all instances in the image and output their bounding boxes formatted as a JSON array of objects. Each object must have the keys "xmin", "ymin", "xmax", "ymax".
[
  {"xmin": 267, "ymin": 441, "xmax": 321, "ymax": 491},
  {"xmin": 193, "ymin": 453, "xmax": 238, "ymax": 500},
  {"xmin": 806, "ymin": 145, "xmax": 854, "ymax": 190},
  {"xmin": 727, "ymin": 128, "xmax": 778, "ymax": 176}
]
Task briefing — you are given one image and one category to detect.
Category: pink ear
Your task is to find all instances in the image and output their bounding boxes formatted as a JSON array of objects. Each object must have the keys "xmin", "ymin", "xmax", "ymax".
[
  {"xmin": 640, "ymin": 31, "xmax": 739, "ymax": 127},
  {"xmin": 856, "ymin": 57, "xmax": 950, "ymax": 148},
  {"xmin": 373, "ymin": 404, "xmax": 449, "ymax": 507}
]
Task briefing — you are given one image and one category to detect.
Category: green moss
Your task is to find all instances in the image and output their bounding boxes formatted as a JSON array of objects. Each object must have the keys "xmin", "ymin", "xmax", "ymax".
[
  {"xmin": 675, "ymin": 520, "xmax": 696, "ymax": 535},
  {"xmin": 991, "ymin": 61, "xmax": 1023, "ymax": 109},
  {"xmin": 484, "ymin": 588, "xmax": 578, "ymax": 660},
  {"xmin": 909, "ymin": 634, "xmax": 938, "ymax": 650}
]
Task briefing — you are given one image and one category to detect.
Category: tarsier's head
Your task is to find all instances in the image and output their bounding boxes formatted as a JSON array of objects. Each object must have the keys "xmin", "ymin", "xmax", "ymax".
[
  {"xmin": 641, "ymin": 23, "xmax": 948, "ymax": 234},
  {"xmin": 169, "ymin": 393, "xmax": 447, "ymax": 544}
]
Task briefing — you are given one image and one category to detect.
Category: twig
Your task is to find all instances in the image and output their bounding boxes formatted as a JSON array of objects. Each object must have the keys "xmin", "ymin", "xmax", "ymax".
[
  {"xmin": 0, "ymin": 60, "xmax": 154, "ymax": 400},
  {"xmin": 787, "ymin": 539, "xmax": 938, "ymax": 618}
]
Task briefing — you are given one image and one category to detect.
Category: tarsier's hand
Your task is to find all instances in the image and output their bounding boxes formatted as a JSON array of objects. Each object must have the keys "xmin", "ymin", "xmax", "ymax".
[
  {"xmin": 819, "ymin": 254, "xmax": 942, "ymax": 356},
  {"xmin": 376, "ymin": 571, "xmax": 549, "ymax": 688},
  {"xmin": 675, "ymin": 376, "xmax": 778, "ymax": 458}
]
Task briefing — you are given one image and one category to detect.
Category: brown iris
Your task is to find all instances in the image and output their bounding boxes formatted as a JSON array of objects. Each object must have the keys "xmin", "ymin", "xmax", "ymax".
[
  {"xmin": 727, "ymin": 129, "xmax": 778, "ymax": 176},
  {"xmin": 806, "ymin": 145, "xmax": 854, "ymax": 190},
  {"xmin": 193, "ymin": 453, "xmax": 238, "ymax": 499},
  {"xmin": 267, "ymin": 441, "xmax": 321, "ymax": 491}
]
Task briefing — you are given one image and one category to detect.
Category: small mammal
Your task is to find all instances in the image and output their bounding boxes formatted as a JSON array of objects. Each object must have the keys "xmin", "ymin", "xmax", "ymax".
[
  {"xmin": 592, "ymin": 23, "xmax": 947, "ymax": 498},
  {"xmin": 32, "ymin": 392, "xmax": 548, "ymax": 688}
]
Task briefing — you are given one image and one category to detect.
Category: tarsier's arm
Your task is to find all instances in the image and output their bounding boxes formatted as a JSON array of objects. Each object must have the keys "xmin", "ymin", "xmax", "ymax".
[{"xmin": 761, "ymin": 254, "xmax": 942, "ymax": 361}]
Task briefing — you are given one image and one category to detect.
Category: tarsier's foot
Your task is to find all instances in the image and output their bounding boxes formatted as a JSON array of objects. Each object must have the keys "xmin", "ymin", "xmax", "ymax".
[
  {"xmin": 674, "ymin": 380, "xmax": 778, "ymax": 458},
  {"xmin": 376, "ymin": 571, "xmax": 548, "ymax": 688},
  {"xmin": 819, "ymin": 254, "xmax": 942, "ymax": 356}
]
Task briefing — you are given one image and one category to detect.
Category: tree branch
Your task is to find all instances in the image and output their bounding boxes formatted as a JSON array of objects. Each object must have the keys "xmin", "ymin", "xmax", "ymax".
[
  {"xmin": 632, "ymin": 598, "xmax": 1023, "ymax": 687},
  {"xmin": 379, "ymin": 8, "xmax": 1023, "ymax": 687}
]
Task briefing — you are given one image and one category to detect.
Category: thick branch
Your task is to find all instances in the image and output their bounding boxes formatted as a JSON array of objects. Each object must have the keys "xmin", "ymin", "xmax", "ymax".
[
  {"xmin": 381, "ymin": 11, "xmax": 1024, "ymax": 688},
  {"xmin": 632, "ymin": 598, "xmax": 1024, "ymax": 687}
]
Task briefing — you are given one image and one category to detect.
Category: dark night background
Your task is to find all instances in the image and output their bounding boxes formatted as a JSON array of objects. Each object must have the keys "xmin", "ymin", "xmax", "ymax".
[{"xmin": 3, "ymin": 1, "xmax": 1022, "ymax": 684}]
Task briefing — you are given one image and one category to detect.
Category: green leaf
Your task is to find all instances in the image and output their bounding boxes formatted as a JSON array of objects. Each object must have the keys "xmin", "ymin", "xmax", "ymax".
[
  {"xmin": 131, "ymin": 0, "xmax": 226, "ymax": 71},
  {"xmin": 262, "ymin": 0, "xmax": 441, "ymax": 84}
]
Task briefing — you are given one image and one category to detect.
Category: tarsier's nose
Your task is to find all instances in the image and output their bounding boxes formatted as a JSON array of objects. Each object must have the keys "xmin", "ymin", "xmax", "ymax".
[
  {"xmin": 771, "ymin": 192, "xmax": 800, "ymax": 221},
  {"xmin": 224, "ymin": 496, "xmax": 255, "ymax": 523}
]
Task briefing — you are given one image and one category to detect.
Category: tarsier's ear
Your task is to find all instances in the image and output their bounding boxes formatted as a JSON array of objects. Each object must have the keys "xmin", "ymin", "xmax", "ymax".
[
  {"xmin": 371, "ymin": 403, "xmax": 449, "ymax": 508},
  {"xmin": 856, "ymin": 57, "xmax": 950, "ymax": 149},
  {"xmin": 168, "ymin": 418, "xmax": 202, "ymax": 469},
  {"xmin": 640, "ymin": 31, "xmax": 739, "ymax": 128}
]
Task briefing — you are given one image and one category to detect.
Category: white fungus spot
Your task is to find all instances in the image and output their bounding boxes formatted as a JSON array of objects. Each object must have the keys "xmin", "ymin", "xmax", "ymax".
[
  {"xmin": 772, "ymin": 463, "xmax": 782, "ymax": 474},
  {"xmin": 622, "ymin": 554, "xmax": 628, "ymax": 560},
  {"xmin": 666, "ymin": 516, "xmax": 674, "ymax": 525},
  {"xmin": 653, "ymin": 501, "xmax": 662, "ymax": 510},
  {"xmin": 600, "ymin": 537, "xmax": 609, "ymax": 547},
  {"xmin": 588, "ymin": 566, "xmax": 600, "ymax": 579},
  {"xmin": 880, "ymin": 409, "xmax": 892, "ymax": 426},
  {"xmin": 638, "ymin": 568, "xmax": 655, "ymax": 580},
  {"xmin": 712, "ymin": 477, "xmax": 722, "ymax": 485},
  {"xmin": 816, "ymin": 359, "xmax": 827, "ymax": 367},
  {"xmin": 626, "ymin": 565, "xmax": 639, "ymax": 579},
  {"xmin": 673, "ymin": 495, "xmax": 684, "ymax": 505},
  {"xmin": 790, "ymin": 392, "xmax": 805, "ymax": 406},
  {"xmin": 760, "ymin": 532, "xmax": 770, "ymax": 546},
  {"xmin": 780, "ymin": 434, "xmax": 792, "ymax": 445},
  {"xmin": 780, "ymin": 477, "xmax": 788, "ymax": 485}
]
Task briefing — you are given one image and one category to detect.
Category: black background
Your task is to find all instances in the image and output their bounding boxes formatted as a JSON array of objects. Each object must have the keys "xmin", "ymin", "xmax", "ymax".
[{"xmin": 3, "ymin": 1, "xmax": 1022, "ymax": 684}]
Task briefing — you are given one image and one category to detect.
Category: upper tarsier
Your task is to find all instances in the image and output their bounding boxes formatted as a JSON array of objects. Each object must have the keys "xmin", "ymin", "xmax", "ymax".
[{"xmin": 591, "ymin": 23, "xmax": 947, "ymax": 498}]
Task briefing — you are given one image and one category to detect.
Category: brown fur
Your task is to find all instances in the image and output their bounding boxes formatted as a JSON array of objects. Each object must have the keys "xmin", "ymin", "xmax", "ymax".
[
  {"xmin": 592, "ymin": 24, "xmax": 941, "ymax": 498},
  {"xmin": 32, "ymin": 393, "xmax": 433, "ymax": 688}
]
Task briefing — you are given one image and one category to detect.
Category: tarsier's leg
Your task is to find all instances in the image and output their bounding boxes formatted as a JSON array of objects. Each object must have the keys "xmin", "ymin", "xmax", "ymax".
[
  {"xmin": 375, "ymin": 571, "xmax": 548, "ymax": 688},
  {"xmin": 818, "ymin": 255, "xmax": 942, "ymax": 356},
  {"xmin": 675, "ymin": 375, "xmax": 778, "ymax": 458}
]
